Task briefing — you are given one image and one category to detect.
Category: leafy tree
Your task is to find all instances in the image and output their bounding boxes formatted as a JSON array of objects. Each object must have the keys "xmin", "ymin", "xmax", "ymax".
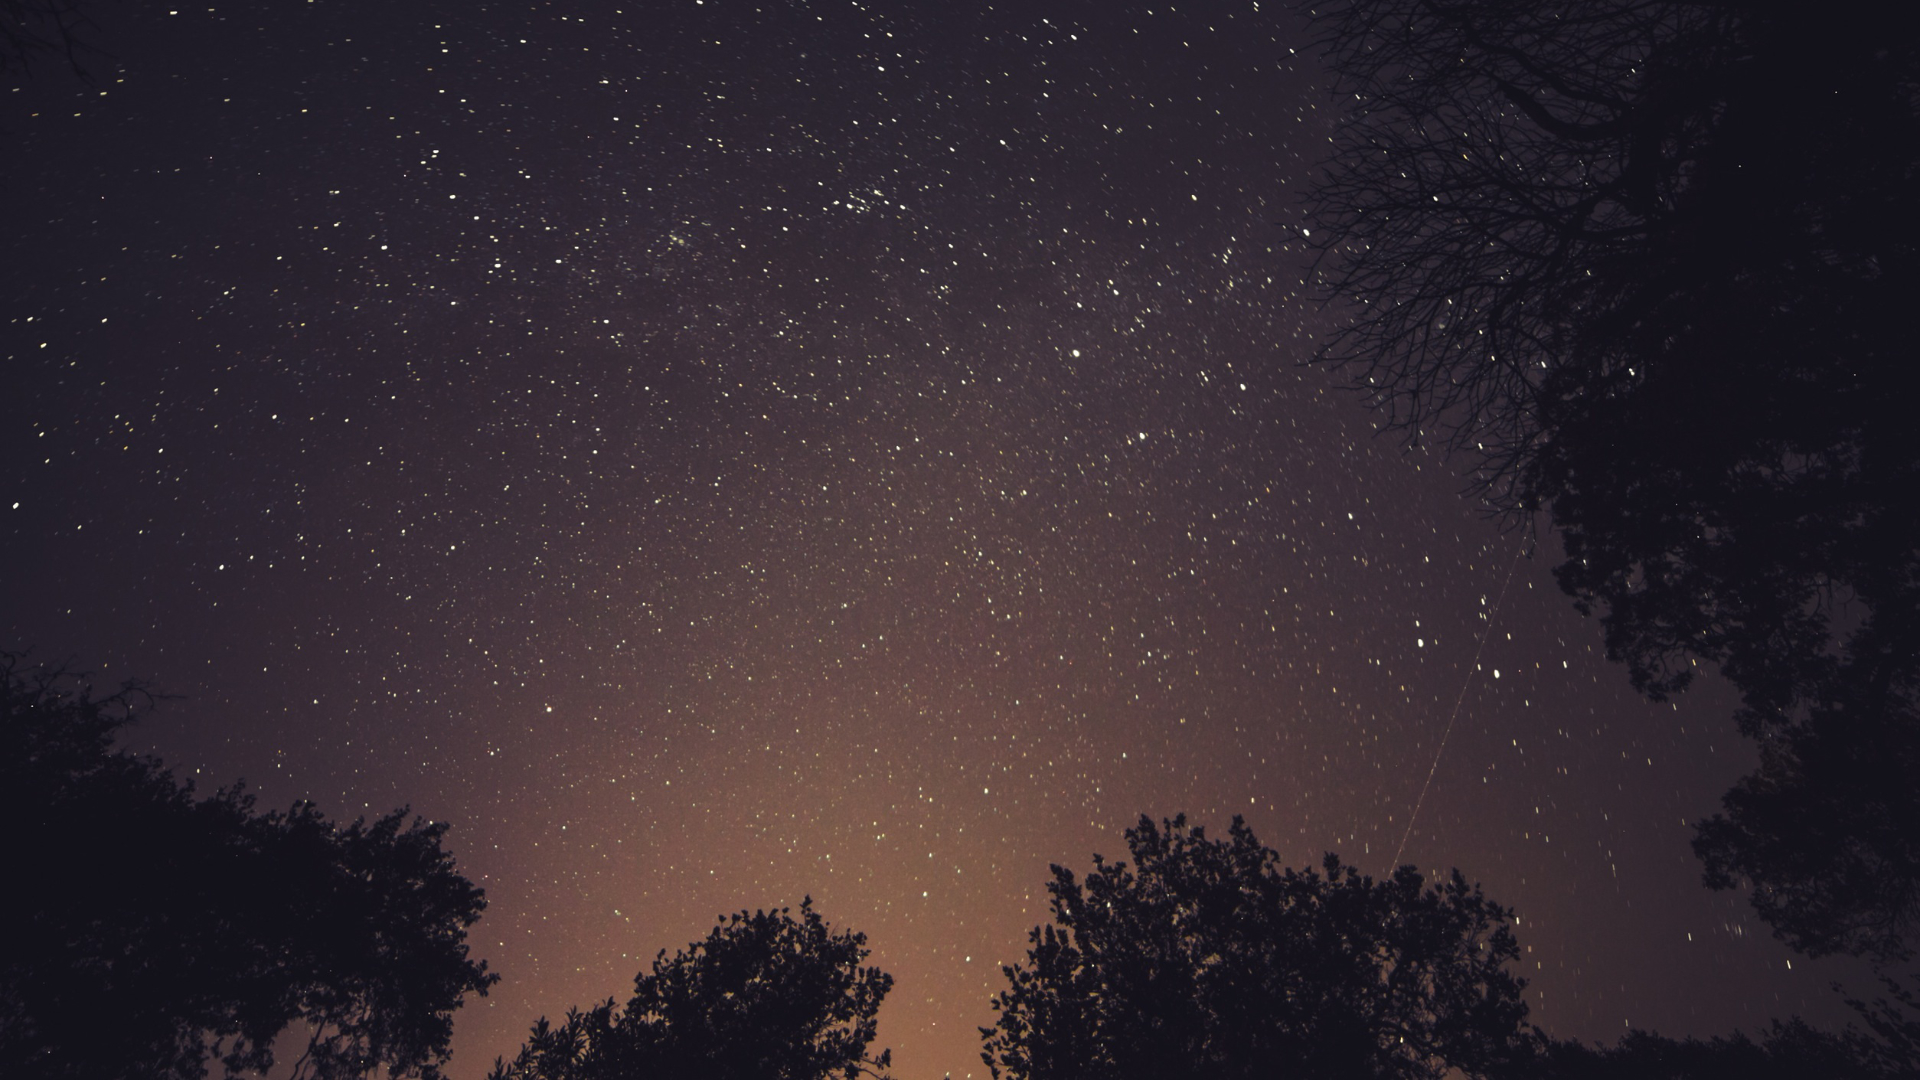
[
  {"xmin": 981, "ymin": 815, "xmax": 1534, "ymax": 1080},
  {"xmin": 1301, "ymin": 0, "xmax": 1920, "ymax": 963},
  {"xmin": 0, "ymin": 655, "xmax": 497, "ymax": 1080},
  {"xmin": 489, "ymin": 899, "xmax": 894, "ymax": 1080}
]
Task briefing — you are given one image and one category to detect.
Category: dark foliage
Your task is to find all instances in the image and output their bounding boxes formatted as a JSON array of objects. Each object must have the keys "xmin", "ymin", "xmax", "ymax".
[
  {"xmin": 980, "ymin": 815, "xmax": 1534, "ymax": 1080},
  {"xmin": 1303, "ymin": 0, "xmax": 1920, "ymax": 962},
  {"xmin": 0, "ymin": 655, "xmax": 497, "ymax": 1080},
  {"xmin": 1536, "ymin": 1020, "xmax": 1897, "ymax": 1080},
  {"xmin": 1839, "ymin": 971, "xmax": 1920, "ymax": 1077},
  {"xmin": 489, "ymin": 899, "xmax": 893, "ymax": 1080},
  {"xmin": 1692, "ymin": 688, "xmax": 1920, "ymax": 964}
]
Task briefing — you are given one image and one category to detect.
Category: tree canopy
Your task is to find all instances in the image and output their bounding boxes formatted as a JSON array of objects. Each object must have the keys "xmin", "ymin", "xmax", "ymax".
[
  {"xmin": 0, "ymin": 655, "xmax": 497, "ymax": 1080},
  {"xmin": 489, "ymin": 899, "xmax": 893, "ymax": 1080},
  {"xmin": 1303, "ymin": 0, "xmax": 1920, "ymax": 964},
  {"xmin": 981, "ymin": 815, "xmax": 1534, "ymax": 1080}
]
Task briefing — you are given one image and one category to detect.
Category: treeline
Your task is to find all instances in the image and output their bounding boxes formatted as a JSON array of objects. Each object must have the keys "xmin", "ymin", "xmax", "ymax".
[
  {"xmin": 4, "ymin": 658, "xmax": 1914, "ymax": 1080},
  {"xmin": 490, "ymin": 814, "xmax": 1915, "ymax": 1080}
]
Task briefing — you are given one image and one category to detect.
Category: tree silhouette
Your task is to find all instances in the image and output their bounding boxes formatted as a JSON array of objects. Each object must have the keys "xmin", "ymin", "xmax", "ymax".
[
  {"xmin": 980, "ymin": 815, "xmax": 1534, "ymax": 1080},
  {"xmin": 1302, "ymin": 0, "xmax": 1920, "ymax": 963},
  {"xmin": 1537, "ymin": 1019, "xmax": 1896, "ymax": 1080},
  {"xmin": 489, "ymin": 899, "xmax": 894, "ymax": 1080},
  {"xmin": 2, "ymin": 0, "xmax": 103, "ymax": 80},
  {"xmin": 0, "ymin": 655, "xmax": 497, "ymax": 1080}
]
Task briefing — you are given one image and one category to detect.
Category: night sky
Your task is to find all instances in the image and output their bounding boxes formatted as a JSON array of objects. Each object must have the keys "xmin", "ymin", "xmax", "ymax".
[{"xmin": 0, "ymin": 2, "xmax": 1863, "ymax": 1077}]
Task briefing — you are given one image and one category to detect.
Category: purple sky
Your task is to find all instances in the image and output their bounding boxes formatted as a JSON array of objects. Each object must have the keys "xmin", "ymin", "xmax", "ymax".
[{"xmin": 1, "ymin": 2, "xmax": 1861, "ymax": 1075}]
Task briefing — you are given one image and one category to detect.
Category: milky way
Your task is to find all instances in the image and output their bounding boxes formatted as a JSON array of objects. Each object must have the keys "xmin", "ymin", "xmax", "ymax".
[{"xmin": 0, "ymin": 2, "xmax": 1855, "ymax": 1076}]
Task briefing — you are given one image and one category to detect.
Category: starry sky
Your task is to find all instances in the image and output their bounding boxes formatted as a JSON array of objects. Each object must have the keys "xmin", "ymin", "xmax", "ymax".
[{"xmin": 0, "ymin": 2, "xmax": 1865, "ymax": 1077}]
